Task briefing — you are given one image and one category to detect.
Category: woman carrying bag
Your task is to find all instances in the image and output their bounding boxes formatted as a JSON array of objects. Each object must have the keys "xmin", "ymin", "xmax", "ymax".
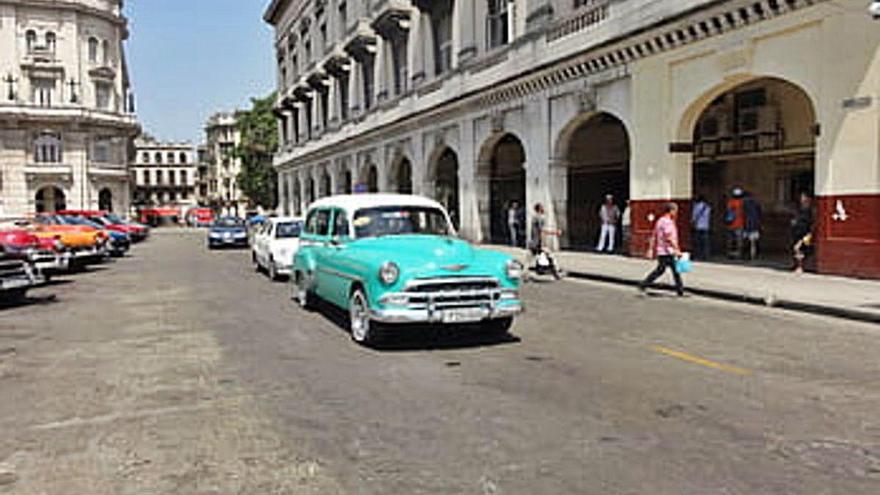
[{"xmin": 639, "ymin": 202, "xmax": 686, "ymax": 297}]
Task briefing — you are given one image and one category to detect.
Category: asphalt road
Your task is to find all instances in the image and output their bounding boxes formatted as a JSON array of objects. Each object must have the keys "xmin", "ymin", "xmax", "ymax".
[{"xmin": 1, "ymin": 229, "xmax": 879, "ymax": 494}]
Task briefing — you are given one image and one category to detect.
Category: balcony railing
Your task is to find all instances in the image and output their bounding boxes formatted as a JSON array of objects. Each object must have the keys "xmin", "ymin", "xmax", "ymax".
[{"xmin": 546, "ymin": 0, "xmax": 610, "ymax": 42}]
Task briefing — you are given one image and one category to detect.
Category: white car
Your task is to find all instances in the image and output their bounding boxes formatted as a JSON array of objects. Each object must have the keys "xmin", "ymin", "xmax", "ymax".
[{"xmin": 251, "ymin": 216, "xmax": 304, "ymax": 281}]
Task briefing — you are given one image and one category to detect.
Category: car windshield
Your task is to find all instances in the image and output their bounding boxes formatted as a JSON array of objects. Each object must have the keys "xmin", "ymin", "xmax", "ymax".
[
  {"xmin": 353, "ymin": 206, "xmax": 452, "ymax": 239},
  {"xmin": 215, "ymin": 218, "xmax": 243, "ymax": 228},
  {"xmin": 276, "ymin": 222, "xmax": 302, "ymax": 239},
  {"xmin": 65, "ymin": 216, "xmax": 102, "ymax": 229}
]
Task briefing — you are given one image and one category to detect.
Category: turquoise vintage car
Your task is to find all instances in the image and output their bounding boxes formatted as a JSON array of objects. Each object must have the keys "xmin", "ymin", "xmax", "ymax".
[{"xmin": 291, "ymin": 194, "xmax": 524, "ymax": 345}]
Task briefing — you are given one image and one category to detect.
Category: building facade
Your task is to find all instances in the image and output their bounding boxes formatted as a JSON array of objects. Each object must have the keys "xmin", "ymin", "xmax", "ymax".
[
  {"xmin": 204, "ymin": 112, "xmax": 247, "ymax": 216},
  {"xmin": 266, "ymin": 0, "xmax": 880, "ymax": 278},
  {"xmin": 0, "ymin": 0, "xmax": 139, "ymax": 216},
  {"xmin": 131, "ymin": 137, "xmax": 198, "ymax": 209}
]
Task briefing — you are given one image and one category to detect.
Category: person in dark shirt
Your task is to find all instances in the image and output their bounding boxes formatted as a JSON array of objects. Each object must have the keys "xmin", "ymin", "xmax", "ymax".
[{"xmin": 791, "ymin": 192, "xmax": 814, "ymax": 274}]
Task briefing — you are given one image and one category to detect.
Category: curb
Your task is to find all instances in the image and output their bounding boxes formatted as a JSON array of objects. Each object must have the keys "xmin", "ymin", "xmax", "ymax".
[{"xmin": 560, "ymin": 269, "xmax": 880, "ymax": 325}]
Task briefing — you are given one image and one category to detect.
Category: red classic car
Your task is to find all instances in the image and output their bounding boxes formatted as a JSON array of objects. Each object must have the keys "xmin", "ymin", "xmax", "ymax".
[{"xmin": 0, "ymin": 227, "xmax": 69, "ymax": 277}]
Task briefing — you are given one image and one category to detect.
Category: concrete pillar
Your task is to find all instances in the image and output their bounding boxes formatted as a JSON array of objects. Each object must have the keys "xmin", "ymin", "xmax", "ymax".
[
  {"xmin": 453, "ymin": 0, "xmax": 477, "ymax": 64},
  {"xmin": 409, "ymin": 10, "xmax": 428, "ymax": 85},
  {"xmin": 375, "ymin": 37, "xmax": 389, "ymax": 102}
]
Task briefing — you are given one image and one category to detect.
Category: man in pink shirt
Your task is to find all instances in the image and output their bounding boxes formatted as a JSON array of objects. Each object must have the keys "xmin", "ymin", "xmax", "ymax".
[{"xmin": 639, "ymin": 202, "xmax": 684, "ymax": 296}]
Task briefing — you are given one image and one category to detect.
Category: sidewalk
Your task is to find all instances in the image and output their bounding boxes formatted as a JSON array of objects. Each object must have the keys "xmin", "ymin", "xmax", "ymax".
[{"xmin": 488, "ymin": 245, "xmax": 880, "ymax": 324}]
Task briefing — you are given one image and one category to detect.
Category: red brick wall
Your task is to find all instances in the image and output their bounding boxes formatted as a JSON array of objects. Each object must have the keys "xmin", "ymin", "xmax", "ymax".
[{"xmin": 815, "ymin": 194, "xmax": 880, "ymax": 278}]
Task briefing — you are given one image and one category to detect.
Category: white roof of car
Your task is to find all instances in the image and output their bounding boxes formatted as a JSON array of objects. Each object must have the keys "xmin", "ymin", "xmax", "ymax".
[
  {"xmin": 267, "ymin": 216, "xmax": 303, "ymax": 224},
  {"xmin": 308, "ymin": 194, "xmax": 445, "ymax": 213}
]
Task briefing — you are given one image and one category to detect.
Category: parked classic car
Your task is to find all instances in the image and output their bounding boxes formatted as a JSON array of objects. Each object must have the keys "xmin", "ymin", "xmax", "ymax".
[
  {"xmin": 0, "ymin": 227, "xmax": 69, "ymax": 277},
  {"xmin": 207, "ymin": 217, "xmax": 248, "ymax": 249},
  {"xmin": 60, "ymin": 210, "xmax": 149, "ymax": 242},
  {"xmin": 8, "ymin": 217, "xmax": 106, "ymax": 268},
  {"xmin": 291, "ymin": 194, "xmax": 524, "ymax": 345},
  {"xmin": 59, "ymin": 216, "xmax": 130, "ymax": 257},
  {"xmin": 0, "ymin": 244, "xmax": 43, "ymax": 302},
  {"xmin": 251, "ymin": 216, "xmax": 303, "ymax": 281}
]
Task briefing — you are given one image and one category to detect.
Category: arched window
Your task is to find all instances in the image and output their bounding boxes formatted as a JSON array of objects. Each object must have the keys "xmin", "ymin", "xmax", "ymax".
[
  {"xmin": 180, "ymin": 170, "xmax": 187, "ymax": 185},
  {"xmin": 88, "ymin": 37, "xmax": 99, "ymax": 63},
  {"xmin": 155, "ymin": 152, "xmax": 163, "ymax": 164},
  {"xmin": 102, "ymin": 39, "xmax": 110, "ymax": 64},
  {"xmin": 46, "ymin": 32, "xmax": 56, "ymax": 52},
  {"xmin": 179, "ymin": 152, "xmax": 187, "ymax": 164},
  {"xmin": 33, "ymin": 132, "xmax": 62, "ymax": 163},
  {"xmin": 167, "ymin": 152, "xmax": 175, "ymax": 164},
  {"xmin": 156, "ymin": 170, "xmax": 164, "ymax": 185},
  {"xmin": 142, "ymin": 152, "xmax": 150, "ymax": 163},
  {"xmin": 487, "ymin": 0, "xmax": 510, "ymax": 49},
  {"xmin": 26, "ymin": 30, "xmax": 37, "ymax": 52}
]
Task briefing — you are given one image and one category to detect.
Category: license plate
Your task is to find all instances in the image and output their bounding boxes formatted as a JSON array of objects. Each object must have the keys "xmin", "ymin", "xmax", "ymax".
[{"xmin": 442, "ymin": 308, "xmax": 487, "ymax": 324}]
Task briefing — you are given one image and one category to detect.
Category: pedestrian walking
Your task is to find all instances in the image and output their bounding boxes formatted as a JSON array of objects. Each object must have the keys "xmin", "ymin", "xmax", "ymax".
[
  {"xmin": 743, "ymin": 191, "xmax": 762, "ymax": 261},
  {"xmin": 639, "ymin": 202, "xmax": 684, "ymax": 296},
  {"xmin": 595, "ymin": 194, "xmax": 621, "ymax": 253},
  {"xmin": 791, "ymin": 192, "xmax": 814, "ymax": 274},
  {"xmin": 621, "ymin": 200, "xmax": 632, "ymax": 256},
  {"xmin": 691, "ymin": 195, "xmax": 711, "ymax": 260},
  {"xmin": 724, "ymin": 188, "xmax": 745, "ymax": 259},
  {"xmin": 507, "ymin": 201, "xmax": 520, "ymax": 247}
]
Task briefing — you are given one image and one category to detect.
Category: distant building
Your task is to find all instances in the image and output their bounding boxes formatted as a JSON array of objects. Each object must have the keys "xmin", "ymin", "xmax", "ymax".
[
  {"xmin": 131, "ymin": 137, "xmax": 198, "ymax": 209},
  {"xmin": 204, "ymin": 112, "xmax": 247, "ymax": 216},
  {"xmin": 195, "ymin": 144, "xmax": 211, "ymax": 204},
  {"xmin": 0, "ymin": 0, "xmax": 140, "ymax": 216}
]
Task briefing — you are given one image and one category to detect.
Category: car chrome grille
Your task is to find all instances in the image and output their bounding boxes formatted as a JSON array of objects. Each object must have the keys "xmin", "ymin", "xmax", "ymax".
[
  {"xmin": 0, "ymin": 258, "xmax": 28, "ymax": 279},
  {"xmin": 403, "ymin": 277, "xmax": 500, "ymax": 310}
]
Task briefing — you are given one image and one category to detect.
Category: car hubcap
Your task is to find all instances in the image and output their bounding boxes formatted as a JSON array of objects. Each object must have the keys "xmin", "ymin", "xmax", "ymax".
[{"xmin": 350, "ymin": 292, "xmax": 369, "ymax": 342}]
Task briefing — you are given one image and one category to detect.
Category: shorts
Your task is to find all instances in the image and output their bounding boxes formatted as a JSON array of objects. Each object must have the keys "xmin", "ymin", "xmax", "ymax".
[{"xmin": 744, "ymin": 230, "xmax": 760, "ymax": 241}]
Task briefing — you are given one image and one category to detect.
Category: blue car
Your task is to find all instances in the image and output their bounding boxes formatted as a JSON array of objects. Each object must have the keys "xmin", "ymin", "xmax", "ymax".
[{"xmin": 207, "ymin": 217, "xmax": 248, "ymax": 249}]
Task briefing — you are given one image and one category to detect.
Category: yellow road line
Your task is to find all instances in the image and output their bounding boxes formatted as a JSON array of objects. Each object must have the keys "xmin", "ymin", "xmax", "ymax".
[{"xmin": 651, "ymin": 345, "xmax": 752, "ymax": 376}]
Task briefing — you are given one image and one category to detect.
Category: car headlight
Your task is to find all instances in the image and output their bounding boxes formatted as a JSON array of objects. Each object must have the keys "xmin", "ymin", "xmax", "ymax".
[
  {"xmin": 506, "ymin": 259, "xmax": 524, "ymax": 280},
  {"xmin": 209, "ymin": 232, "xmax": 221, "ymax": 238},
  {"xmin": 379, "ymin": 261, "xmax": 400, "ymax": 285}
]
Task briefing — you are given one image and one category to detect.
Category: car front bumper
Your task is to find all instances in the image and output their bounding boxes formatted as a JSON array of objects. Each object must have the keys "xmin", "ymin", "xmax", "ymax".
[
  {"xmin": 208, "ymin": 237, "xmax": 248, "ymax": 247},
  {"xmin": 31, "ymin": 251, "xmax": 70, "ymax": 273},
  {"xmin": 70, "ymin": 245, "xmax": 107, "ymax": 264}
]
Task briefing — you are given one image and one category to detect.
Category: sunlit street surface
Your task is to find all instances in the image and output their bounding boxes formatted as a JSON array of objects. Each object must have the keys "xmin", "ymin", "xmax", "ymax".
[{"xmin": 2, "ymin": 230, "xmax": 878, "ymax": 493}]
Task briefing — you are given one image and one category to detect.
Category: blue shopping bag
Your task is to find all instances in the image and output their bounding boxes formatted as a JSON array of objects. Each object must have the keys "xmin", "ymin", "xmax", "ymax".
[{"xmin": 675, "ymin": 254, "xmax": 693, "ymax": 274}]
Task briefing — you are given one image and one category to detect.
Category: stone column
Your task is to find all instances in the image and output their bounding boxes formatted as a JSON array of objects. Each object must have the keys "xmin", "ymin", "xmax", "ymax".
[
  {"xmin": 524, "ymin": 0, "xmax": 553, "ymax": 34},
  {"xmin": 373, "ymin": 36, "xmax": 393, "ymax": 103},
  {"xmin": 454, "ymin": 0, "xmax": 477, "ymax": 63},
  {"xmin": 409, "ymin": 9, "xmax": 427, "ymax": 86}
]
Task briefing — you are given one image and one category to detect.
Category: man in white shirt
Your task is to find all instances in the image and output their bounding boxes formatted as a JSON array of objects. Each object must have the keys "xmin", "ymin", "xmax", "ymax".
[{"xmin": 596, "ymin": 194, "xmax": 621, "ymax": 253}]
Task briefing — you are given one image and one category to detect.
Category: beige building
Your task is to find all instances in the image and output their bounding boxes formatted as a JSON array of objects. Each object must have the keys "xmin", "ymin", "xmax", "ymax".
[
  {"xmin": 204, "ymin": 112, "xmax": 247, "ymax": 216},
  {"xmin": 131, "ymin": 137, "xmax": 198, "ymax": 208},
  {"xmin": 266, "ymin": 0, "xmax": 880, "ymax": 278},
  {"xmin": 0, "ymin": 0, "xmax": 139, "ymax": 216}
]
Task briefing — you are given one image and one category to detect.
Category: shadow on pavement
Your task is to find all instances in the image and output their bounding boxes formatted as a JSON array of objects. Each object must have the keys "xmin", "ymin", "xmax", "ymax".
[
  {"xmin": 310, "ymin": 299, "xmax": 522, "ymax": 352},
  {"xmin": 0, "ymin": 293, "xmax": 58, "ymax": 310}
]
